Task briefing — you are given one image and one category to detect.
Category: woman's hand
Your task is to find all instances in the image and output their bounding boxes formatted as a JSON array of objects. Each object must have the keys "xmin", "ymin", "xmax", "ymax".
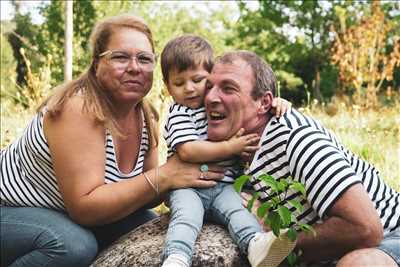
[
  {"xmin": 271, "ymin": 97, "xmax": 291, "ymax": 118},
  {"xmin": 159, "ymin": 155, "xmax": 224, "ymax": 190}
]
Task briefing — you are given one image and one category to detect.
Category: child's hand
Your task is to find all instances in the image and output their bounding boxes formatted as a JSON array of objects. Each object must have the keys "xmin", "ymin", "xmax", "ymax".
[
  {"xmin": 271, "ymin": 97, "xmax": 291, "ymax": 118},
  {"xmin": 226, "ymin": 128, "xmax": 260, "ymax": 157}
]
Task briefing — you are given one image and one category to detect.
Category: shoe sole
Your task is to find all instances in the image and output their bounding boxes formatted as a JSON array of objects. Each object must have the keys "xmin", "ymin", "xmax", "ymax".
[{"xmin": 256, "ymin": 232, "xmax": 296, "ymax": 267}]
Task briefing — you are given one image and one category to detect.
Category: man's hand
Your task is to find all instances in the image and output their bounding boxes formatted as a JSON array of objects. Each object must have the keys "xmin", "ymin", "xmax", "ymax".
[
  {"xmin": 241, "ymin": 192, "xmax": 271, "ymax": 232},
  {"xmin": 225, "ymin": 128, "xmax": 260, "ymax": 157}
]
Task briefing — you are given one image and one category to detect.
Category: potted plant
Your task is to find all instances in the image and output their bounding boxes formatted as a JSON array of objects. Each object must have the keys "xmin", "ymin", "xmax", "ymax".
[{"xmin": 234, "ymin": 173, "xmax": 315, "ymax": 266}]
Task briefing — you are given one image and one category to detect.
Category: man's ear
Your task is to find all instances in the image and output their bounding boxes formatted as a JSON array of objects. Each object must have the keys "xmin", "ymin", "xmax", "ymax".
[{"xmin": 257, "ymin": 91, "xmax": 273, "ymax": 115}]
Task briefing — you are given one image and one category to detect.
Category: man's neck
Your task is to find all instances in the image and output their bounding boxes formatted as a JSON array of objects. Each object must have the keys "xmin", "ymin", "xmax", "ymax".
[{"xmin": 241, "ymin": 113, "xmax": 272, "ymax": 165}]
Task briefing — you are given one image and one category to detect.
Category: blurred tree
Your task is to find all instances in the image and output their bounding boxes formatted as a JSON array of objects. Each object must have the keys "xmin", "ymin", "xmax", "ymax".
[
  {"xmin": 1, "ymin": 22, "xmax": 17, "ymax": 101},
  {"xmin": 227, "ymin": 0, "xmax": 377, "ymax": 104},
  {"xmin": 331, "ymin": 1, "xmax": 400, "ymax": 108},
  {"xmin": 64, "ymin": 0, "xmax": 73, "ymax": 81},
  {"xmin": 227, "ymin": 0, "xmax": 336, "ymax": 103},
  {"xmin": 7, "ymin": 1, "xmax": 39, "ymax": 86},
  {"xmin": 35, "ymin": 0, "xmax": 96, "ymax": 84}
]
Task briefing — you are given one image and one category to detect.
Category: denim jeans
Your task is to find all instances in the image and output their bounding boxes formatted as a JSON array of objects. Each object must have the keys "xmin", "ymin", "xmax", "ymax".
[
  {"xmin": 163, "ymin": 183, "xmax": 262, "ymax": 263},
  {"xmin": 0, "ymin": 206, "xmax": 157, "ymax": 267},
  {"xmin": 377, "ymin": 229, "xmax": 400, "ymax": 265}
]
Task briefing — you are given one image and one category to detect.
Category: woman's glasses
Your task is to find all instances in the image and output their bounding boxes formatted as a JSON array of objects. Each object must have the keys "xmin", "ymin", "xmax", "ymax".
[{"xmin": 99, "ymin": 50, "xmax": 157, "ymax": 72}]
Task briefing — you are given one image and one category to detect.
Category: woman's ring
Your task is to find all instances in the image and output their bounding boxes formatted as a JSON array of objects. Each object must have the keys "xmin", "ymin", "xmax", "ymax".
[{"xmin": 200, "ymin": 164, "xmax": 209, "ymax": 172}]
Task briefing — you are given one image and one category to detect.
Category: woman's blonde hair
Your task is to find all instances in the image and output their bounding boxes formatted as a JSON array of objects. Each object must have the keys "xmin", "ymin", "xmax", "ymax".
[{"xmin": 38, "ymin": 15, "xmax": 158, "ymax": 147}]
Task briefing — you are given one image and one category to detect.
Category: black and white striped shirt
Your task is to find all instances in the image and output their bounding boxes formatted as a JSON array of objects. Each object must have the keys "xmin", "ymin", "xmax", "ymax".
[
  {"xmin": 1, "ymin": 110, "xmax": 149, "ymax": 211},
  {"xmin": 247, "ymin": 108, "xmax": 399, "ymax": 234},
  {"xmin": 163, "ymin": 103, "xmax": 241, "ymax": 182}
]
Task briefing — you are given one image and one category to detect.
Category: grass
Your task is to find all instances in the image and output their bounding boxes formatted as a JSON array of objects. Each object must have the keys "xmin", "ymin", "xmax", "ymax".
[{"xmin": 1, "ymin": 99, "xmax": 399, "ymax": 191}]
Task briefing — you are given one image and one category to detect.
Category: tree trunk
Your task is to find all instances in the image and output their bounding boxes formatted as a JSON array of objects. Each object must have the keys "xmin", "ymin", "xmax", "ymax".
[
  {"xmin": 313, "ymin": 66, "xmax": 323, "ymax": 103},
  {"xmin": 64, "ymin": 0, "xmax": 73, "ymax": 82}
]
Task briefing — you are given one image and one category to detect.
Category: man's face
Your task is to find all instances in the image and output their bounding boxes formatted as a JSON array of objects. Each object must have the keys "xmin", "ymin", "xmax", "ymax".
[{"xmin": 205, "ymin": 59, "xmax": 264, "ymax": 141}]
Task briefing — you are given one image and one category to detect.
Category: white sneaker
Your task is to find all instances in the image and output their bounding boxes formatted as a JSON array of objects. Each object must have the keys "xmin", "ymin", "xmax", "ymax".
[
  {"xmin": 162, "ymin": 253, "xmax": 190, "ymax": 267},
  {"xmin": 248, "ymin": 231, "xmax": 296, "ymax": 267}
]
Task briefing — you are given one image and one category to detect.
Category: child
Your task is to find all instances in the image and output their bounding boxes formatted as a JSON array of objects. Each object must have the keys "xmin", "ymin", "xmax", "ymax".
[{"xmin": 161, "ymin": 35, "xmax": 294, "ymax": 267}]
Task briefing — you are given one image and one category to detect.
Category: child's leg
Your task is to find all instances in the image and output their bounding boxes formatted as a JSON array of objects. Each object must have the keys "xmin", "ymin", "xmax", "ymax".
[
  {"xmin": 210, "ymin": 185, "xmax": 296, "ymax": 267},
  {"xmin": 209, "ymin": 184, "xmax": 262, "ymax": 255},
  {"xmin": 163, "ymin": 188, "xmax": 205, "ymax": 265}
]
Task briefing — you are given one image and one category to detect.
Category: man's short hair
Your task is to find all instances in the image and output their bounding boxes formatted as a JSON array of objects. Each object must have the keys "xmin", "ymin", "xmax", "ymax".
[
  {"xmin": 161, "ymin": 35, "xmax": 214, "ymax": 83},
  {"xmin": 215, "ymin": 51, "xmax": 276, "ymax": 99}
]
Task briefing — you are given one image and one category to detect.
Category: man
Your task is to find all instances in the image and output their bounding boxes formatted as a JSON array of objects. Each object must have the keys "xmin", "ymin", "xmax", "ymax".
[{"xmin": 204, "ymin": 50, "xmax": 399, "ymax": 266}]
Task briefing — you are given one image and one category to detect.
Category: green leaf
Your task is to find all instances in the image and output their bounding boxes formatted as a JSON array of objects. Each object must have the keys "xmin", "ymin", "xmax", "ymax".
[
  {"xmin": 289, "ymin": 182, "xmax": 306, "ymax": 196},
  {"xmin": 269, "ymin": 211, "xmax": 282, "ymax": 237},
  {"xmin": 264, "ymin": 214, "xmax": 272, "ymax": 226},
  {"xmin": 259, "ymin": 174, "xmax": 279, "ymax": 192},
  {"xmin": 246, "ymin": 192, "xmax": 259, "ymax": 213},
  {"xmin": 272, "ymin": 196, "xmax": 281, "ymax": 206},
  {"xmin": 287, "ymin": 251, "xmax": 298, "ymax": 266},
  {"xmin": 299, "ymin": 223, "xmax": 316, "ymax": 236},
  {"xmin": 288, "ymin": 199, "xmax": 304, "ymax": 212},
  {"xmin": 233, "ymin": 175, "xmax": 250, "ymax": 193},
  {"xmin": 279, "ymin": 179, "xmax": 289, "ymax": 190},
  {"xmin": 287, "ymin": 227, "xmax": 298, "ymax": 242},
  {"xmin": 278, "ymin": 206, "xmax": 291, "ymax": 227},
  {"xmin": 257, "ymin": 202, "xmax": 272, "ymax": 218},
  {"xmin": 276, "ymin": 182, "xmax": 285, "ymax": 192}
]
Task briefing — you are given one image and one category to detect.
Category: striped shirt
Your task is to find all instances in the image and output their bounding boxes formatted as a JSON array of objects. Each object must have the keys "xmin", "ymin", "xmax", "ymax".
[
  {"xmin": 247, "ymin": 108, "xmax": 399, "ymax": 234},
  {"xmin": 1, "ymin": 110, "xmax": 149, "ymax": 211},
  {"xmin": 163, "ymin": 103, "xmax": 241, "ymax": 182}
]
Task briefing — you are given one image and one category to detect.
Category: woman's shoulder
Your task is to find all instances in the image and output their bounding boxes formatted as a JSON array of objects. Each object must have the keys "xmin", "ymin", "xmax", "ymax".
[{"xmin": 45, "ymin": 95, "xmax": 101, "ymax": 130}]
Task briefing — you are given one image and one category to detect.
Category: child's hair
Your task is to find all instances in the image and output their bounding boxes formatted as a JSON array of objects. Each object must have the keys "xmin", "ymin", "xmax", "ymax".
[{"xmin": 161, "ymin": 34, "xmax": 214, "ymax": 84}]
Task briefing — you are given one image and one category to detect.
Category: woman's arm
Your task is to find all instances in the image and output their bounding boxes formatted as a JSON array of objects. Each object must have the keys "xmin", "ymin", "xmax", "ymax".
[
  {"xmin": 142, "ymin": 144, "xmax": 164, "ymax": 209},
  {"xmin": 45, "ymin": 97, "xmax": 224, "ymax": 226}
]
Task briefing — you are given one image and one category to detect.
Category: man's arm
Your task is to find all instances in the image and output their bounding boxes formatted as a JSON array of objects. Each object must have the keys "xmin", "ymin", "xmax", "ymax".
[{"xmin": 296, "ymin": 183, "xmax": 383, "ymax": 262}]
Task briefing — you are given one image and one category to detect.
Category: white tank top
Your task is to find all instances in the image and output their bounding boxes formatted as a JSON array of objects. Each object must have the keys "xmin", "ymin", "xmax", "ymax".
[{"xmin": 1, "ymin": 110, "xmax": 149, "ymax": 210}]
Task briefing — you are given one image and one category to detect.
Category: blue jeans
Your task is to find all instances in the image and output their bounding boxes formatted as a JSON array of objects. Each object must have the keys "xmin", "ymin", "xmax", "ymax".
[
  {"xmin": 0, "ymin": 206, "xmax": 157, "ymax": 267},
  {"xmin": 163, "ymin": 183, "xmax": 262, "ymax": 263},
  {"xmin": 377, "ymin": 229, "xmax": 400, "ymax": 265}
]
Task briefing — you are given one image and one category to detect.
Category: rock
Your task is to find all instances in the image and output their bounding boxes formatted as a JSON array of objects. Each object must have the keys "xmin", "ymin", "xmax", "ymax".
[{"xmin": 91, "ymin": 213, "xmax": 249, "ymax": 267}]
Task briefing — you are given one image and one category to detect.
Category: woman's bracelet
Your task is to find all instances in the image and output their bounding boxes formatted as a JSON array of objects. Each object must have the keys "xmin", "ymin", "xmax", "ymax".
[
  {"xmin": 154, "ymin": 166, "xmax": 159, "ymax": 194},
  {"xmin": 143, "ymin": 171, "xmax": 159, "ymax": 195}
]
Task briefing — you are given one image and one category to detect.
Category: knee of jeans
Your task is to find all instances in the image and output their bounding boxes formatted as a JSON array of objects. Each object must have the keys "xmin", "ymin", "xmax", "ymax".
[
  {"xmin": 40, "ymin": 227, "xmax": 98, "ymax": 267},
  {"xmin": 61, "ymin": 230, "xmax": 98, "ymax": 266}
]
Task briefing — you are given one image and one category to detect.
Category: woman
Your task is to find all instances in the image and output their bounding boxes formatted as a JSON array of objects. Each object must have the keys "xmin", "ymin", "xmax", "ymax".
[{"xmin": 0, "ymin": 15, "xmax": 225, "ymax": 267}]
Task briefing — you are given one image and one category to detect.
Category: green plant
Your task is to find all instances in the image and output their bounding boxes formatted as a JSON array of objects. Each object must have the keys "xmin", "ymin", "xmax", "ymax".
[{"xmin": 234, "ymin": 173, "xmax": 315, "ymax": 266}]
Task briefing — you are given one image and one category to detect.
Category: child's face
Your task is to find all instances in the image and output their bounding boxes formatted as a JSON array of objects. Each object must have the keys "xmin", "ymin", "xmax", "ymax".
[{"xmin": 167, "ymin": 66, "xmax": 209, "ymax": 109}]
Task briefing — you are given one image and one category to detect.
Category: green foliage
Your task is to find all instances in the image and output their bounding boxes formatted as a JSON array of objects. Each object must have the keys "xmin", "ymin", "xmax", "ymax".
[
  {"xmin": 234, "ymin": 173, "xmax": 314, "ymax": 265},
  {"xmin": 234, "ymin": 173, "xmax": 314, "ymax": 236},
  {"xmin": 36, "ymin": 0, "xmax": 96, "ymax": 83},
  {"xmin": 1, "ymin": 22, "xmax": 17, "ymax": 100},
  {"xmin": 228, "ymin": 0, "xmax": 398, "ymax": 105},
  {"xmin": 6, "ymin": 10, "xmax": 39, "ymax": 86},
  {"xmin": 228, "ymin": 0, "xmax": 337, "ymax": 103}
]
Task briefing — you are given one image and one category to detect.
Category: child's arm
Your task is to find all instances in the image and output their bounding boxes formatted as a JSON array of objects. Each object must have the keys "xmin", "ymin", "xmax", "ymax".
[{"xmin": 176, "ymin": 128, "xmax": 259, "ymax": 163}]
